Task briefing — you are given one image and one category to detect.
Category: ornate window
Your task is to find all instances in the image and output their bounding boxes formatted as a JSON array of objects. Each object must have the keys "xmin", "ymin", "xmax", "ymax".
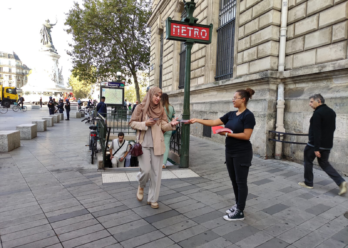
[
  {"xmin": 159, "ymin": 32, "xmax": 164, "ymax": 89},
  {"xmin": 178, "ymin": 9, "xmax": 188, "ymax": 89},
  {"xmin": 216, "ymin": 0, "xmax": 237, "ymax": 81}
]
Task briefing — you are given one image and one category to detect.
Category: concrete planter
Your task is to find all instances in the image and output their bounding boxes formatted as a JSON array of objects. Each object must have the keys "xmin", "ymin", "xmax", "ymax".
[
  {"xmin": 0, "ymin": 131, "xmax": 21, "ymax": 152},
  {"xmin": 32, "ymin": 120, "xmax": 47, "ymax": 132},
  {"xmin": 16, "ymin": 124, "xmax": 37, "ymax": 140}
]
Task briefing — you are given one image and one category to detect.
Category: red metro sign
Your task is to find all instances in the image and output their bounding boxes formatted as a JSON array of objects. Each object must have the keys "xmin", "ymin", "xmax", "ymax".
[{"xmin": 166, "ymin": 18, "xmax": 213, "ymax": 44}]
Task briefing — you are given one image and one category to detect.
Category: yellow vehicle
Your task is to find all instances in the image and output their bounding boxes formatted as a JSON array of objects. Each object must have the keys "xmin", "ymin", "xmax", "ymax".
[{"xmin": 0, "ymin": 85, "xmax": 19, "ymax": 108}]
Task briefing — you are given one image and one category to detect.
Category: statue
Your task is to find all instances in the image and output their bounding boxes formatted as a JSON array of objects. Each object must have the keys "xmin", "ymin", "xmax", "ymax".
[{"xmin": 40, "ymin": 19, "xmax": 58, "ymax": 53}]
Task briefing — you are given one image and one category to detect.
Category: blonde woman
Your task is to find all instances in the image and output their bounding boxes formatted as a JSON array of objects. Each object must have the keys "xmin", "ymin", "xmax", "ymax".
[{"xmin": 129, "ymin": 87, "xmax": 179, "ymax": 209}]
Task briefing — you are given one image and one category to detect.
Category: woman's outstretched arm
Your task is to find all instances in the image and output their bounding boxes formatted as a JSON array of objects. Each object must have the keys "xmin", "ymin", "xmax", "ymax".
[{"xmin": 189, "ymin": 118, "xmax": 224, "ymax": 127}]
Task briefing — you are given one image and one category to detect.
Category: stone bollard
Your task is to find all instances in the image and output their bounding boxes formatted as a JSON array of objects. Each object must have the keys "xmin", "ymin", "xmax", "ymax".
[
  {"xmin": 56, "ymin": 114, "xmax": 61, "ymax": 122},
  {"xmin": 75, "ymin": 112, "xmax": 82, "ymax": 118},
  {"xmin": 59, "ymin": 113, "xmax": 64, "ymax": 121},
  {"xmin": 16, "ymin": 124, "xmax": 37, "ymax": 140},
  {"xmin": 0, "ymin": 131, "xmax": 20, "ymax": 152},
  {"xmin": 52, "ymin": 115, "xmax": 58, "ymax": 123},
  {"xmin": 32, "ymin": 120, "xmax": 47, "ymax": 132},
  {"xmin": 42, "ymin": 117, "xmax": 54, "ymax": 127}
]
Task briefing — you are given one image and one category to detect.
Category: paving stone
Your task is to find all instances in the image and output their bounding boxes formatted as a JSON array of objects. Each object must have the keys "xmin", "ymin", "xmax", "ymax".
[
  {"xmin": 161, "ymin": 196, "xmax": 190, "ymax": 205},
  {"xmin": 215, "ymin": 188, "xmax": 233, "ymax": 196},
  {"xmin": 331, "ymin": 226, "xmax": 348, "ymax": 244},
  {"xmin": 235, "ymin": 231, "xmax": 273, "ymax": 248},
  {"xmin": 315, "ymin": 238, "xmax": 347, "ymax": 248},
  {"xmin": 61, "ymin": 230, "xmax": 110, "ymax": 248},
  {"xmin": 51, "ymin": 214, "xmax": 94, "ymax": 229},
  {"xmin": 113, "ymin": 224, "xmax": 156, "ymax": 242},
  {"xmin": 136, "ymin": 237, "xmax": 175, "ymax": 248},
  {"xmin": 184, "ymin": 206, "xmax": 216, "ymax": 219},
  {"xmin": 143, "ymin": 210, "xmax": 181, "ymax": 224},
  {"xmin": 2, "ymin": 230, "xmax": 56, "ymax": 248},
  {"xmin": 174, "ymin": 185, "xmax": 199, "ymax": 192},
  {"xmin": 75, "ymin": 236, "xmax": 118, "ymax": 248},
  {"xmin": 176, "ymin": 202, "xmax": 207, "ymax": 214},
  {"xmin": 305, "ymin": 204, "xmax": 331, "ymax": 216},
  {"xmin": 54, "ymin": 218, "xmax": 99, "ymax": 235},
  {"xmin": 212, "ymin": 221, "xmax": 248, "ymax": 236},
  {"xmin": 14, "ymin": 237, "xmax": 60, "ymax": 248},
  {"xmin": 0, "ymin": 218, "xmax": 49, "ymax": 235},
  {"xmin": 256, "ymin": 238, "xmax": 289, "ymax": 248},
  {"xmin": 277, "ymin": 227, "xmax": 312, "ymax": 244},
  {"xmin": 152, "ymin": 214, "xmax": 189, "ymax": 229},
  {"xmin": 169, "ymin": 224, "xmax": 208, "ymax": 243},
  {"xmin": 161, "ymin": 219, "xmax": 197, "ymax": 235},
  {"xmin": 87, "ymin": 202, "xmax": 124, "ymax": 213},
  {"xmin": 298, "ymin": 192, "xmax": 316, "ymax": 200},
  {"xmin": 316, "ymin": 179, "xmax": 333, "ymax": 186},
  {"xmin": 58, "ymin": 224, "xmax": 105, "ymax": 242},
  {"xmin": 133, "ymin": 204, "xmax": 172, "ymax": 218},
  {"xmin": 280, "ymin": 171, "xmax": 298, "ymax": 177},
  {"xmin": 262, "ymin": 203, "xmax": 289, "ymax": 215},
  {"xmin": 247, "ymin": 193, "xmax": 258, "ymax": 200},
  {"xmin": 191, "ymin": 210, "xmax": 223, "ymax": 224},
  {"xmin": 64, "ymin": 180, "xmax": 94, "ymax": 188},
  {"xmin": 196, "ymin": 237, "xmax": 232, "ymax": 248},
  {"xmin": 252, "ymin": 179, "xmax": 273, "ymax": 186},
  {"xmin": 1, "ymin": 223, "xmax": 52, "ymax": 242},
  {"xmin": 120, "ymin": 230, "xmax": 165, "ymax": 248},
  {"xmin": 91, "ymin": 205, "xmax": 128, "ymax": 218},
  {"xmin": 223, "ymin": 226, "xmax": 259, "ymax": 243},
  {"xmin": 178, "ymin": 230, "xmax": 220, "ymax": 248},
  {"xmin": 47, "ymin": 209, "xmax": 90, "ymax": 223}
]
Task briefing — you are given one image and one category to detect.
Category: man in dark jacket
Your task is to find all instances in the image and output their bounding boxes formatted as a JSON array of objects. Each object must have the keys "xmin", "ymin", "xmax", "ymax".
[
  {"xmin": 97, "ymin": 97, "xmax": 107, "ymax": 117},
  {"xmin": 299, "ymin": 94, "xmax": 347, "ymax": 196},
  {"xmin": 65, "ymin": 99, "xmax": 70, "ymax": 120},
  {"xmin": 132, "ymin": 101, "xmax": 138, "ymax": 114},
  {"xmin": 58, "ymin": 99, "xmax": 64, "ymax": 113},
  {"xmin": 48, "ymin": 97, "xmax": 55, "ymax": 115}
]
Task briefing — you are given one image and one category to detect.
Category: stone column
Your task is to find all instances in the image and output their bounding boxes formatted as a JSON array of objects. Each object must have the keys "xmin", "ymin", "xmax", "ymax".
[{"xmin": 275, "ymin": 83, "xmax": 285, "ymax": 159}]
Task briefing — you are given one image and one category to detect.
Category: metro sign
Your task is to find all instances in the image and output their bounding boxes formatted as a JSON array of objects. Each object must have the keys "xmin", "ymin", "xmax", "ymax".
[{"xmin": 166, "ymin": 18, "xmax": 213, "ymax": 44}]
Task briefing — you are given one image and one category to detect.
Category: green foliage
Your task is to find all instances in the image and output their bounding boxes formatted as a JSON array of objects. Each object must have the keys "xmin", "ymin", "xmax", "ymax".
[
  {"xmin": 65, "ymin": 0, "xmax": 151, "ymax": 102},
  {"xmin": 68, "ymin": 74, "xmax": 92, "ymax": 99},
  {"xmin": 124, "ymin": 84, "xmax": 147, "ymax": 103}
]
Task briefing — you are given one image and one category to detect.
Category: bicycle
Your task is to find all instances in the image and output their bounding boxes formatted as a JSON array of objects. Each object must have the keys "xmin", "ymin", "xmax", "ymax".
[
  {"xmin": 82, "ymin": 116, "xmax": 102, "ymax": 164},
  {"xmin": 0, "ymin": 106, "xmax": 8, "ymax": 114},
  {"xmin": 12, "ymin": 104, "xmax": 27, "ymax": 112}
]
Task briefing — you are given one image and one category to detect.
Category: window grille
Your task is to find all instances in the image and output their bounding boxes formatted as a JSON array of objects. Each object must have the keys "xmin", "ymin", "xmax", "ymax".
[
  {"xmin": 216, "ymin": 0, "xmax": 237, "ymax": 81},
  {"xmin": 159, "ymin": 32, "xmax": 164, "ymax": 89},
  {"xmin": 179, "ymin": 9, "xmax": 188, "ymax": 89}
]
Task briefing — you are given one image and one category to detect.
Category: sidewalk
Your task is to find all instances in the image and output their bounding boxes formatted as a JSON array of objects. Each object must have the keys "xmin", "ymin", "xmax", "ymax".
[{"xmin": 0, "ymin": 110, "xmax": 347, "ymax": 248}]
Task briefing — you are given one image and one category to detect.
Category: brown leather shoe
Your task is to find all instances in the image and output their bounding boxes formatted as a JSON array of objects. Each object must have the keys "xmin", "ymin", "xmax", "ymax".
[
  {"xmin": 150, "ymin": 202, "xmax": 159, "ymax": 209},
  {"xmin": 137, "ymin": 187, "xmax": 144, "ymax": 201}
]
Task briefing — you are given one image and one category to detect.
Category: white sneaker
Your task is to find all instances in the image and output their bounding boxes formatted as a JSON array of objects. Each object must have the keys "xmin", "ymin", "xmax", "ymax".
[{"xmin": 226, "ymin": 204, "xmax": 237, "ymax": 214}]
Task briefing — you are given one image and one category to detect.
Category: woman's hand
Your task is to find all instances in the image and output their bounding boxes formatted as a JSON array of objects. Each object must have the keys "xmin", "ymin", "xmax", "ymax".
[
  {"xmin": 218, "ymin": 132, "xmax": 227, "ymax": 136},
  {"xmin": 189, "ymin": 118, "xmax": 199, "ymax": 124},
  {"xmin": 170, "ymin": 117, "xmax": 179, "ymax": 126},
  {"xmin": 145, "ymin": 118, "xmax": 156, "ymax": 127}
]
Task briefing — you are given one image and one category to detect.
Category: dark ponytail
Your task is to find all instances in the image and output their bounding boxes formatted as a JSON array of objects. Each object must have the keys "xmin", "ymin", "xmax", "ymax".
[{"xmin": 236, "ymin": 88, "xmax": 255, "ymax": 105}]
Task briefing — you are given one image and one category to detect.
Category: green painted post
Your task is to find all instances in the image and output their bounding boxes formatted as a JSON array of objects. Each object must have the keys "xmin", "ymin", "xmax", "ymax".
[{"xmin": 180, "ymin": 41, "xmax": 194, "ymax": 168}]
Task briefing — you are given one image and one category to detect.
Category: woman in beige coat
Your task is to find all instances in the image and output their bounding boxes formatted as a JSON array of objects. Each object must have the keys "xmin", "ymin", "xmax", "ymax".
[{"xmin": 129, "ymin": 87, "xmax": 179, "ymax": 209}]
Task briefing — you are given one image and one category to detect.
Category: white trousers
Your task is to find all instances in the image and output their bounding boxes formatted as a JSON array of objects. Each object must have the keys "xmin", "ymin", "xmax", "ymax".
[
  {"xmin": 111, "ymin": 156, "xmax": 125, "ymax": 168},
  {"xmin": 137, "ymin": 147, "xmax": 163, "ymax": 203}
]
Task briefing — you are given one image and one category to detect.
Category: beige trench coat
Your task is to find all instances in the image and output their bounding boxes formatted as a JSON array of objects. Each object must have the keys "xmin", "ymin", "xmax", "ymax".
[{"xmin": 130, "ymin": 116, "xmax": 175, "ymax": 156}]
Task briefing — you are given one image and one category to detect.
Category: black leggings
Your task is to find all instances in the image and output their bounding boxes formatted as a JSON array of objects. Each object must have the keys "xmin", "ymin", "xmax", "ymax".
[{"xmin": 225, "ymin": 151, "xmax": 252, "ymax": 211}]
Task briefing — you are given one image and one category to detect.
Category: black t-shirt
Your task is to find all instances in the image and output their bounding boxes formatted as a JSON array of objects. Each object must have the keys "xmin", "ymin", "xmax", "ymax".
[{"xmin": 220, "ymin": 109, "xmax": 256, "ymax": 156}]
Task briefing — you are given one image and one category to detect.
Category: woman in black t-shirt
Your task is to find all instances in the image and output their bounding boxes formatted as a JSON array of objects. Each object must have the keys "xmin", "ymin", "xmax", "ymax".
[{"xmin": 189, "ymin": 88, "xmax": 256, "ymax": 221}]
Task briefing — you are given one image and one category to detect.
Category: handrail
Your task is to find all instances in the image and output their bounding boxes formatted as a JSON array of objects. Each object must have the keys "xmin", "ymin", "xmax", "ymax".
[{"xmin": 268, "ymin": 130, "xmax": 308, "ymax": 145}]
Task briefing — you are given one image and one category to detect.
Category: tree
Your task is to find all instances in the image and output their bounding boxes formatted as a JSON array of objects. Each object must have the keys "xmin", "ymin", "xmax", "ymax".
[
  {"xmin": 68, "ymin": 74, "xmax": 92, "ymax": 99},
  {"xmin": 65, "ymin": 0, "xmax": 151, "ymax": 102},
  {"xmin": 124, "ymin": 84, "xmax": 147, "ymax": 103}
]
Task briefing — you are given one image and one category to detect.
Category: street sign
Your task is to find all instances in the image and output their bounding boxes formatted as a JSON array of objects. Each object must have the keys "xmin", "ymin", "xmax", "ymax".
[
  {"xmin": 166, "ymin": 18, "xmax": 213, "ymax": 44},
  {"xmin": 108, "ymin": 82, "xmax": 125, "ymax": 87}
]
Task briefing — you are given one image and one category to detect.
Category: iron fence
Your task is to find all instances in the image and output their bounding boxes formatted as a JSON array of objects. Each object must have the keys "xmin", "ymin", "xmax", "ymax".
[
  {"xmin": 170, "ymin": 123, "xmax": 182, "ymax": 155},
  {"xmin": 268, "ymin": 130, "xmax": 308, "ymax": 145},
  {"xmin": 108, "ymin": 107, "xmax": 136, "ymax": 135}
]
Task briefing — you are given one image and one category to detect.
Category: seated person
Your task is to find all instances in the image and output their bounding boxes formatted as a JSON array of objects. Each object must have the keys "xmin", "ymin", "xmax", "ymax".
[{"xmin": 109, "ymin": 132, "xmax": 131, "ymax": 168}]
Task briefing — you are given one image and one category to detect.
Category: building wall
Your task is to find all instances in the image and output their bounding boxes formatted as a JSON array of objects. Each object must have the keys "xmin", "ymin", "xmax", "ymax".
[
  {"xmin": 0, "ymin": 52, "xmax": 29, "ymax": 88},
  {"xmin": 148, "ymin": 0, "xmax": 348, "ymax": 175}
]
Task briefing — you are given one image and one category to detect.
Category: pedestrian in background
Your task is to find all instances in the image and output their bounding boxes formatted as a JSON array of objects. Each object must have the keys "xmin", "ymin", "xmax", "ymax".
[
  {"xmin": 189, "ymin": 88, "xmax": 256, "ymax": 221},
  {"xmin": 129, "ymin": 87, "xmax": 179, "ymax": 209},
  {"xmin": 132, "ymin": 101, "xmax": 139, "ymax": 113},
  {"xmin": 299, "ymin": 94, "xmax": 347, "ymax": 195},
  {"xmin": 39, "ymin": 97, "xmax": 42, "ymax": 108},
  {"xmin": 58, "ymin": 99, "xmax": 64, "ymax": 113},
  {"xmin": 48, "ymin": 97, "xmax": 55, "ymax": 115},
  {"xmin": 65, "ymin": 99, "xmax": 70, "ymax": 120},
  {"xmin": 97, "ymin": 96, "xmax": 107, "ymax": 118},
  {"xmin": 161, "ymin": 93, "xmax": 175, "ymax": 169}
]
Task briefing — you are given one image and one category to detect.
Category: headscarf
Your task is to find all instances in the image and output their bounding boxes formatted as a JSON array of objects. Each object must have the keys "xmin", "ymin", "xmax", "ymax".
[{"xmin": 129, "ymin": 87, "xmax": 167, "ymax": 126}]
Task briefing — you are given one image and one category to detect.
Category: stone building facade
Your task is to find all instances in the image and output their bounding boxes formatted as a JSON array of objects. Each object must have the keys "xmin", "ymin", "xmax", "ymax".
[
  {"xmin": 0, "ymin": 52, "xmax": 30, "ymax": 88},
  {"xmin": 148, "ymin": 0, "xmax": 348, "ymax": 175}
]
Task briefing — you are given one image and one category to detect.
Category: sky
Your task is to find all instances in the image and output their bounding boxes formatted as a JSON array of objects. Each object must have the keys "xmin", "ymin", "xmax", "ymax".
[{"xmin": 0, "ymin": 0, "xmax": 84, "ymax": 83}]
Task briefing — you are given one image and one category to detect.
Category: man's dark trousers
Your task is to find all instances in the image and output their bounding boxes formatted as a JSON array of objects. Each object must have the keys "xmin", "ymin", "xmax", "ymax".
[
  {"xmin": 49, "ymin": 108, "xmax": 54, "ymax": 115},
  {"xmin": 304, "ymin": 145, "xmax": 344, "ymax": 187}
]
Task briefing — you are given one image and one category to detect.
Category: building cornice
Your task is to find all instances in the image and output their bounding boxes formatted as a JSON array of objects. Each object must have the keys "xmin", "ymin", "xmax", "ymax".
[{"xmin": 147, "ymin": 0, "xmax": 172, "ymax": 27}]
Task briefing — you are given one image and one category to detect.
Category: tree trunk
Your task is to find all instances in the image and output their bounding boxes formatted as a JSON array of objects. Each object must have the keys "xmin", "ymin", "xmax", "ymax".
[{"xmin": 132, "ymin": 72, "xmax": 141, "ymax": 102}]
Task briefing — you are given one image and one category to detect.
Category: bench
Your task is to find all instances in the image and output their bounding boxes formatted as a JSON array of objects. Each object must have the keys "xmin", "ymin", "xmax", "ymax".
[
  {"xmin": 42, "ymin": 117, "xmax": 54, "ymax": 127},
  {"xmin": 0, "ymin": 131, "xmax": 21, "ymax": 152},
  {"xmin": 75, "ymin": 112, "xmax": 82, "ymax": 118},
  {"xmin": 32, "ymin": 120, "xmax": 47, "ymax": 132},
  {"xmin": 16, "ymin": 124, "xmax": 37, "ymax": 140}
]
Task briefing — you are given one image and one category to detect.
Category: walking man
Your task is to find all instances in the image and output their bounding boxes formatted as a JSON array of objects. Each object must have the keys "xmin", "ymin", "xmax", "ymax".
[
  {"xmin": 299, "ymin": 94, "xmax": 347, "ymax": 195},
  {"xmin": 97, "ymin": 96, "xmax": 107, "ymax": 118},
  {"xmin": 65, "ymin": 99, "xmax": 70, "ymax": 120}
]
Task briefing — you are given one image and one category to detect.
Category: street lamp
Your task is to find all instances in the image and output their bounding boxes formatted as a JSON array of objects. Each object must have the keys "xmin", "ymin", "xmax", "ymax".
[{"xmin": 117, "ymin": 71, "xmax": 121, "ymax": 81}]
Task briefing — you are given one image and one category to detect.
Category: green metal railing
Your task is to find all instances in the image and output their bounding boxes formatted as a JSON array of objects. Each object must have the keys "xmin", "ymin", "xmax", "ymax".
[{"xmin": 108, "ymin": 107, "xmax": 136, "ymax": 135}]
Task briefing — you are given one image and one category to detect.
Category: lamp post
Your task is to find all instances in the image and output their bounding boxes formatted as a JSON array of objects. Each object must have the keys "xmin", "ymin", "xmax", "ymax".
[{"xmin": 117, "ymin": 71, "xmax": 122, "ymax": 81}]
